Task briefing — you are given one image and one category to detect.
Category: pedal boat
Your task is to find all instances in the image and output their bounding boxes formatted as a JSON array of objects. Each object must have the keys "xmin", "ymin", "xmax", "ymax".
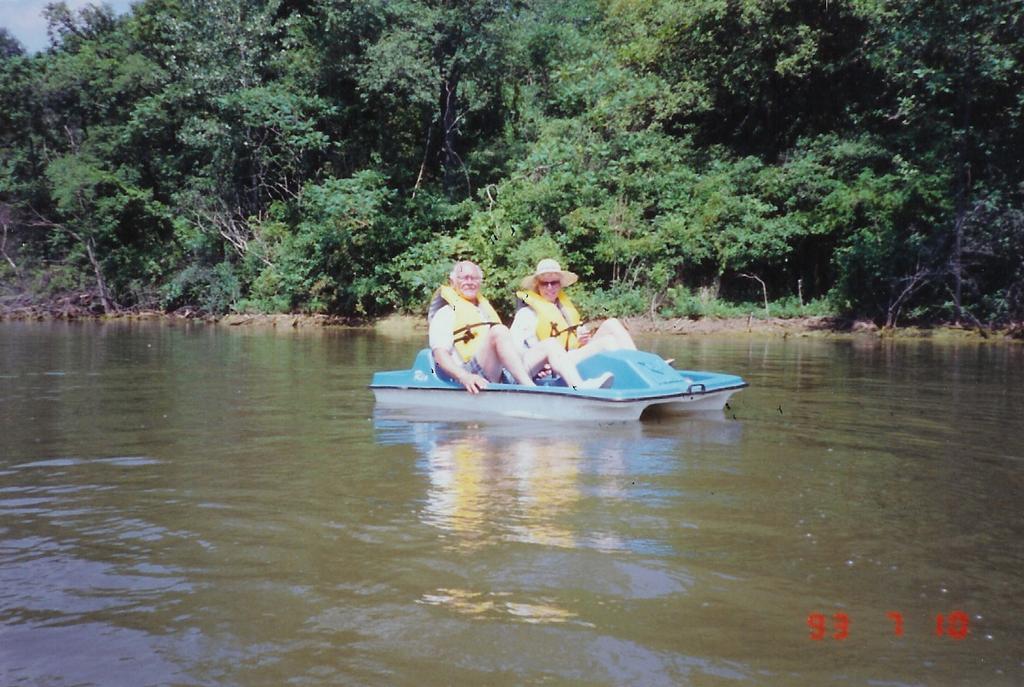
[{"xmin": 370, "ymin": 349, "xmax": 747, "ymax": 422}]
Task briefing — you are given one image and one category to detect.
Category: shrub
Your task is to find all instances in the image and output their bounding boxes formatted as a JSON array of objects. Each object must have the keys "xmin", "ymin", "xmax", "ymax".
[{"xmin": 162, "ymin": 262, "xmax": 240, "ymax": 314}]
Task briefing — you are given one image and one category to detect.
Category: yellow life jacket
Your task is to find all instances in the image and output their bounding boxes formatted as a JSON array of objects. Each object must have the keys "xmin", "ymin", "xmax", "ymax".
[
  {"xmin": 432, "ymin": 284, "xmax": 501, "ymax": 362},
  {"xmin": 516, "ymin": 289, "xmax": 582, "ymax": 350}
]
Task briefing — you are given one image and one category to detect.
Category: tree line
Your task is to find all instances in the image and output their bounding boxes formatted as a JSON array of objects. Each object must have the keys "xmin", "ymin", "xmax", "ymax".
[{"xmin": 2, "ymin": 0, "xmax": 1022, "ymax": 326}]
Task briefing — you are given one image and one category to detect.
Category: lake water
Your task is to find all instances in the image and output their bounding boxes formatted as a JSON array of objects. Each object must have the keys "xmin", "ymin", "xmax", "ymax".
[{"xmin": 1, "ymin": 321, "xmax": 1022, "ymax": 686}]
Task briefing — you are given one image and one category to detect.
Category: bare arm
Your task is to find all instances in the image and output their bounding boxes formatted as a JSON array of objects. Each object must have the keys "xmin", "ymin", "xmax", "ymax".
[
  {"xmin": 432, "ymin": 347, "xmax": 488, "ymax": 394},
  {"xmin": 509, "ymin": 307, "xmax": 538, "ymax": 351}
]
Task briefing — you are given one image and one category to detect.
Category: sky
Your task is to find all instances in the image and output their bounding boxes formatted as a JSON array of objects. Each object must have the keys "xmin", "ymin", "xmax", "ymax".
[{"xmin": 0, "ymin": 0, "xmax": 136, "ymax": 54}]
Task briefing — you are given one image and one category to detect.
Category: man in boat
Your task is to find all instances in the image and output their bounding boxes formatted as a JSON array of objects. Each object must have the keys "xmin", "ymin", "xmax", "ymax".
[
  {"xmin": 429, "ymin": 260, "xmax": 613, "ymax": 394},
  {"xmin": 510, "ymin": 258, "xmax": 638, "ymax": 363}
]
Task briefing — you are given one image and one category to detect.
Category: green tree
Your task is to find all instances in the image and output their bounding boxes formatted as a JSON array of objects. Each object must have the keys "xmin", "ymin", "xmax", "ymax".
[
  {"xmin": 241, "ymin": 170, "xmax": 396, "ymax": 313},
  {"xmin": 864, "ymin": 0, "xmax": 1024, "ymax": 323},
  {"xmin": 0, "ymin": 28, "xmax": 24, "ymax": 58},
  {"xmin": 44, "ymin": 153, "xmax": 171, "ymax": 311}
]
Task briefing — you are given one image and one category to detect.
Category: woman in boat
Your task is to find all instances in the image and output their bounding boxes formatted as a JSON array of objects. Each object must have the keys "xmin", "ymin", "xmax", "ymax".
[
  {"xmin": 510, "ymin": 259, "xmax": 637, "ymax": 363},
  {"xmin": 429, "ymin": 260, "xmax": 613, "ymax": 394}
]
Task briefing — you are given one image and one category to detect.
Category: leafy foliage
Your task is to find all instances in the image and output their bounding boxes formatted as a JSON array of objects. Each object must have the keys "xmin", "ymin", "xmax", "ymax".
[
  {"xmin": 239, "ymin": 170, "xmax": 395, "ymax": 314},
  {"xmin": 1, "ymin": 0, "xmax": 1022, "ymax": 323}
]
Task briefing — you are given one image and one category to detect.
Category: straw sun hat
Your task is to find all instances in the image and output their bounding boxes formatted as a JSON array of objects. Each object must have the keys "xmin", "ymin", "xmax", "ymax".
[{"xmin": 520, "ymin": 259, "xmax": 579, "ymax": 290}]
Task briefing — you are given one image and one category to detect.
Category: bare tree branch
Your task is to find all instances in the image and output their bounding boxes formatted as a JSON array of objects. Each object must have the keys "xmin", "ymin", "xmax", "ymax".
[
  {"xmin": 0, "ymin": 205, "xmax": 19, "ymax": 272},
  {"xmin": 740, "ymin": 273, "xmax": 770, "ymax": 317},
  {"xmin": 885, "ymin": 263, "xmax": 931, "ymax": 328},
  {"xmin": 413, "ymin": 120, "xmax": 435, "ymax": 199}
]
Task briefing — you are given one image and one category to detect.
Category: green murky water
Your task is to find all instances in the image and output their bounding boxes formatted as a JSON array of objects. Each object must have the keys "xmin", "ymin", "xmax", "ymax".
[{"xmin": 1, "ymin": 321, "xmax": 1022, "ymax": 686}]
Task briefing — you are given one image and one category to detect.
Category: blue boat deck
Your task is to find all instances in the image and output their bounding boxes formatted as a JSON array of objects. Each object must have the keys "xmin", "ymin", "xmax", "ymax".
[{"xmin": 371, "ymin": 349, "xmax": 747, "ymax": 402}]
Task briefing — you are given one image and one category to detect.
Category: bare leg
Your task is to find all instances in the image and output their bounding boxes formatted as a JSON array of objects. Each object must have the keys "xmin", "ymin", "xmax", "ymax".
[
  {"xmin": 591, "ymin": 317, "xmax": 636, "ymax": 350},
  {"xmin": 523, "ymin": 339, "xmax": 587, "ymax": 387},
  {"xmin": 565, "ymin": 337, "xmax": 614, "ymax": 365},
  {"xmin": 563, "ymin": 317, "xmax": 637, "ymax": 365},
  {"xmin": 476, "ymin": 325, "xmax": 536, "ymax": 386}
]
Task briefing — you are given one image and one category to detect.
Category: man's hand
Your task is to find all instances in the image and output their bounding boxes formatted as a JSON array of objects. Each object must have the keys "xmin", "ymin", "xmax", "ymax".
[
  {"xmin": 433, "ymin": 347, "xmax": 489, "ymax": 394},
  {"xmin": 460, "ymin": 372, "xmax": 489, "ymax": 394}
]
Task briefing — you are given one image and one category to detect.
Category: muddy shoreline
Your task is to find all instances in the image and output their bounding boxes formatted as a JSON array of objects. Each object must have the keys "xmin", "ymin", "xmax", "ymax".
[{"xmin": 2, "ymin": 299, "xmax": 1021, "ymax": 342}]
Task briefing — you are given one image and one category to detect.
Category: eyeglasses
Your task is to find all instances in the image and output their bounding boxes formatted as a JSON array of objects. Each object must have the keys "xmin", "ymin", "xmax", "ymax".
[
  {"xmin": 538, "ymin": 279, "xmax": 561, "ymax": 287},
  {"xmin": 456, "ymin": 275, "xmax": 482, "ymax": 283}
]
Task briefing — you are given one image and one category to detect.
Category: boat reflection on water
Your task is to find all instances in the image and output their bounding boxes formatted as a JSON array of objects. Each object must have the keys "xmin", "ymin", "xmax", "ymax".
[
  {"xmin": 373, "ymin": 408, "xmax": 752, "ymax": 660},
  {"xmin": 373, "ymin": 408, "xmax": 743, "ymax": 553}
]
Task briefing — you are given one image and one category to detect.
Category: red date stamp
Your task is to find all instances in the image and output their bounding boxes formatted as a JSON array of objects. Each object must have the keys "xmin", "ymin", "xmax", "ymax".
[{"xmin": 807, "ymin": 611, "xmax": 970, "ymax": 640}]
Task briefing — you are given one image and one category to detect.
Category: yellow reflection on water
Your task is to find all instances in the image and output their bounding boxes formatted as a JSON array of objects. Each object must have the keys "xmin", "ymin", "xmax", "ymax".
[
  {"xmin": 416, "ymin": 587, "xmax": 593, "ymax": 627},
  {"xmin": 420, "ymin": 425, "xmax": 593, "ymax": 551}
]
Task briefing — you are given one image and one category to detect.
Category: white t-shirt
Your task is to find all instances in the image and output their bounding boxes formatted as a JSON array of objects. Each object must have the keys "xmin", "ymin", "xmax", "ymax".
[
  {"xmin": 428, "ymin": 305, "xmax": 458, "ymax": 357},
  {"xmin": 509, "ymin": 304, "xmax": 589, "ymax": 354}
]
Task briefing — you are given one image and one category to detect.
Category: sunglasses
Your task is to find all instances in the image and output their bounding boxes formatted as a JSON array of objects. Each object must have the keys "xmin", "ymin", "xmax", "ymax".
[{"xmin": 538, "ymin": 279, "xmax": 561, "ymax": 287}]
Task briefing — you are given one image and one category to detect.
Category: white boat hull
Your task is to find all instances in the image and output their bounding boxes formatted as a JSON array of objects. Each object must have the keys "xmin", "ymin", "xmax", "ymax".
[
  {"xmin": 370, "ymin": 349, "xmax": 747, "ymax": 422},
  {"xmin": 371, "ymin": 386, "xmax": 741, "ymax": 422}
]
